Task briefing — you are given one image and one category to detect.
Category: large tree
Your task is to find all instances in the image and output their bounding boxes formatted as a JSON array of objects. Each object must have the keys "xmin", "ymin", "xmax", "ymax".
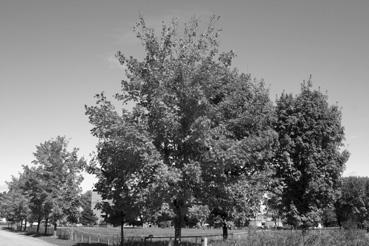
[
  {"xmin": 273, "ymin": 79, "xmax": 349, "ymax": 228},
  {"xmin": 86, "ymin": 16, "xmax": 277, "ymax": 244}
]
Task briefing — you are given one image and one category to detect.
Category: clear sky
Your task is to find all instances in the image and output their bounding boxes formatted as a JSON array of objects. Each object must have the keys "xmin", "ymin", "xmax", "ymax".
[{"xmin": 1, "ymin": 0, "xmax": 368, "ymax": 192}]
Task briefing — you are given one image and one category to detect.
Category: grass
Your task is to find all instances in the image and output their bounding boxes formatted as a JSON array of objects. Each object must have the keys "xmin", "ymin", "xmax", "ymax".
[
  {"xmin": 4, "ymin": 225, "xmax": 369, "ymax": 246},
  {"xmin": 210, "ymin": 229, "xmax": 369, "ymax": 246}
]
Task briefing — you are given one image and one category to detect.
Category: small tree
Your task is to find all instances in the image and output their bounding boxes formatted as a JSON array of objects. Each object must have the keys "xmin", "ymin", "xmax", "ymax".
[
  {"xmin": 4, "ymin": 176, "xmax": 30, "ymax": 230},
  {"xmin": 335, "ymin": 177, "xmax": 369, "ymax": 229},
  {"xmin": 32, "ymin": 136, "xmax": 85, "ymax": 234}
]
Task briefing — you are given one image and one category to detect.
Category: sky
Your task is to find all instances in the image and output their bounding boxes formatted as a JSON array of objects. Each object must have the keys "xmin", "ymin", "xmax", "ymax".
[{"xmin": 1, "ymin": 0, "xmax": 368, "ymax": 192}]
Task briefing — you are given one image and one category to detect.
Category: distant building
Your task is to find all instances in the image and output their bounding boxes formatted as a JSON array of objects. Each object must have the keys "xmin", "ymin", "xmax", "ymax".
[
  {"xmin": 91, "ymin": 191, "xmax": 105, "ymax": 224},
  {"xmin": 249, "ymin": 213, "xmax": 283, "ymax": 228},
  {"xmin": 248, "ymin": 194, "xmax": 283, "ymax": 228}
]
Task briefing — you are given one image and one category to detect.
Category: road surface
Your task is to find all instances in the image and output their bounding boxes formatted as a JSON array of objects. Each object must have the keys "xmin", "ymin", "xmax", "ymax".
[{"xmin": 0, "ymin": 229, "xmax": 56, "ymax": 246}]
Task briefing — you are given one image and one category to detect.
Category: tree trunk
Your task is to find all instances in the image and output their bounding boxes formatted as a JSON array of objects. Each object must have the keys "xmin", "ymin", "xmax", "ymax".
[
  {"xmin": 36, "ymin": 217, "xmax": 41, "ymax": 233},
  {"xmin": 20, "ymin": 220, "xmax": 23, "ymax": 231},
  {"xmin": 44, "ymin": 217, "xmax": 49, "ymax": 235},
  {"xmin": 173, "ymin": 199, "xmax": 186, "ymax": 246},
  {"xmin": 222, "ymin": 222, "xmax": 228, "ymax": 240},
  {"xmin": 120, "ymin": 214, "xmax": 124, "ymax": 246},
  {"xmin": 24, "ymin": 218, "xmax": 27, "ymax": 231}
]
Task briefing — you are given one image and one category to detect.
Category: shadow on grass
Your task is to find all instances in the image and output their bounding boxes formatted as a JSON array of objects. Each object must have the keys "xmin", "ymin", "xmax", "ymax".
[
  {"xmin": 73, "ymin": 244, "xmax": 108, "ymax": 246},
  {"xmin": 1, "ymin": 227, "xmax": 53, "ymax": 238},
  {"xmin": 24, "ymin": 231, "xmax": 45, "ymax": 237},
  {"xmin": 1, "ymin": 226, "xmax": 12, "ymax": 231}
]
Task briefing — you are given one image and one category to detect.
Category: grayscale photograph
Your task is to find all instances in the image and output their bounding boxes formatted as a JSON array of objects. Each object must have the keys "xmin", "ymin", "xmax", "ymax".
[{"xmin": 0, "ymin": 1, "xmax": 368, "ymax": 245}]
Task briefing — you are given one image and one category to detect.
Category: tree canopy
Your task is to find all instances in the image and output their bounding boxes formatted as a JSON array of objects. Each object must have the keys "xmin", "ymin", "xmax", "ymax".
[
  {"xmin": 86, "ymin": 15, "xmax": 278, "ymax": 243},
  {"xmin": 1, "ymin": 136, "xmax": 86, "ymax": 234},
  {"xmin": 272, "ymin": 80, "xmax": 349, "ymax": 228},
  {"xmin": 335, "ymin": 176, "xmax": 369, "ymax": 229}
]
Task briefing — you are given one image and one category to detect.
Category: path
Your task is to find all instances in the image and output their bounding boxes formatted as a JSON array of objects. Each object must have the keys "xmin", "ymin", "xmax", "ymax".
[{"xmin": 0, "ymin": 229, "xmax": 56, "ymax": 246}]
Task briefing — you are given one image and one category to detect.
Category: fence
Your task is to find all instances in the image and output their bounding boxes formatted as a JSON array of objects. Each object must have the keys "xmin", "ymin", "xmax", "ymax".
[
  {"xmin": 57, "ymin": 227, "xmax": 124, "ymax": 245},
  {"xmin": 55, "ymin": 227, "xmax": 249, "ymax": 246},
  {"xmin": 27, "ymin": 225, "xmax": 54, "ymax": 235}
]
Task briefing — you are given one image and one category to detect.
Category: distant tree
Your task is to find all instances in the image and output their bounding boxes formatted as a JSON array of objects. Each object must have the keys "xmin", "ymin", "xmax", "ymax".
[
  {"xmin": 80, "ymin": 206, "xmax": 98, "ymax": 226},
  {"xmin": 273, "ymin": 79, "xmax": 349, "ymax": 228},
  {"xmin": 80, "ymin": 191, "xmax": 92, "ymax": 211},
  {"xmin": 31, "ymin": 136, "xmax": 85, "ymax": 234},
  {"xmin": 22, "ymin": 165, "xmax": 48, "ymax": 233},
  {"xmin": 0, "ymin": 192, "xmax": 6, "ymax": 218},
  {"xmin": 322, "ymin": 207, "xmax": 338, "ymax": 227},
  {"xmin": 3, "ymin": 175, "xmax": 30, "ymax": 230},
  {"xmin": 186, "ymin": 205, "xmax": 210, "ymax": 228},
  {"xmin": 86, "ymin": 15, "xmax": 278, "ymax": 244},
  {"xmin": 335, "ymin": 176, "xmax": 369, "ymax": 229}
]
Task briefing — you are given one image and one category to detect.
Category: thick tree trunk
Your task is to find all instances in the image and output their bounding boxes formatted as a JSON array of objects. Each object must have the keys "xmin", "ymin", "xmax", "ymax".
[
  {"xmin": 222, "ymin": 222, "xmax": 228, "ymax": 240},
  {"xmin": 53, "ymin": 223, "xmax": 58, "ymax": 238},
  {"xmin": 173, "ymin": 199, "xmax": 185, "ymax": 246},
  {"xmin": 20, "ymin": 220, "xmax": 23, "ymax": 231},
  {"xmin": 36, "ymin": 217, "xmax": 41, "ymax": 233},
  {"xmin": 174, "ymin": 219, "xmax": 182, "ymax": 246},
  {"xmin": 44, "ymin": 217, "xmax": 49, "ymax": 235},
  {"xmin": 24, "ymin": 218, "xmax": 27, "ymax": 231}
]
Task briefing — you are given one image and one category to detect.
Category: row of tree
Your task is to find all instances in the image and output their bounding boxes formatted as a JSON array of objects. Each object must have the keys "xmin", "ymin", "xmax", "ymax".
[
  {"xmin": 84, "ymin": 16, "xmax": 349, "ymax": 245},
  {"xmin": 0, "ymin": 16, "xmax": 355, "ymax": 246},
  {"xmin": 0, "ymin": 137, "xmax": 96, "ymax": 234}
]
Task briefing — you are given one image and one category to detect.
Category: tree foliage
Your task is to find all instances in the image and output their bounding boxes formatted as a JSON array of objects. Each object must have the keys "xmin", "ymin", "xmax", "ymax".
[
  {"xmin": 272, "ymin": 79, "xmax": 349, "ymax": 228},
  {"xmin": 3, "ymin": 176, "xmax": 30, "ymax": 227},
  {"xmin": 31, "ymin": 136, "xmax": 85, "ymax": 231},
  {"xmin": 80, "ymin": 206, "xmax": 98, "ymax": 226},
  {"xmin": 335, "ymin": 176, "xmax": 369, "ymax": 229},
  {"xmin": 86, "ymin": 15, "xmax": 278, "ymax": 242},
  {"xmin": 0, "ymin": 136, "xmax": 86, "ymax": 234}
]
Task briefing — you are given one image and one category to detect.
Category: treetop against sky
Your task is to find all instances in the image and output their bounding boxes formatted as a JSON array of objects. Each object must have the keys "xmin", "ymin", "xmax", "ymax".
[{"xmin": 1, "ymin": 0, "xmax": 368, "ymax": 191}]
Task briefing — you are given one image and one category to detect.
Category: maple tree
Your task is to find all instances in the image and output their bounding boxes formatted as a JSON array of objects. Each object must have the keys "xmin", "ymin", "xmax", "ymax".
[
  {"xmin": 86, "ymin": 15, "xmax": 278, "ymax": 243},
  {"xmin": 272, "ymin": 79, "xmax": 349, "ymax": 228}
]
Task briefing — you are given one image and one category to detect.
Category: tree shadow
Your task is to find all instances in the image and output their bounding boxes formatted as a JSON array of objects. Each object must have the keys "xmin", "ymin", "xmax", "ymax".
[
  {"xmin": 72, "ymin": 241, "xmax": 200, "ymax": 246},
  {"xmin": 73, "ymin": 244, "xmax": 107, "ymax": 246}
]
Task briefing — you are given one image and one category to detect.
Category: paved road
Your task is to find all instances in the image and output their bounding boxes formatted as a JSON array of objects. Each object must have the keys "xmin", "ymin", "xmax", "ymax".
[{"xmin": 0, "ymin": 229, "xmax": 56, "ymax": 246}]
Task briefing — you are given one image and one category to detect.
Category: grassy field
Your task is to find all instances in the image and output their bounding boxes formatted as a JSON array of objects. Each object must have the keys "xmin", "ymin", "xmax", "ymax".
[
  {"xmin": 5, "ymin": 225, "xmax": 369, "ymax": 246},
  {"xmin": 210, "ymin": 229, "xmax": 369, "ymax": 246},
  {"xmin": 55, "ymin": 226, "xmax": 369, "ymax": 246}
]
